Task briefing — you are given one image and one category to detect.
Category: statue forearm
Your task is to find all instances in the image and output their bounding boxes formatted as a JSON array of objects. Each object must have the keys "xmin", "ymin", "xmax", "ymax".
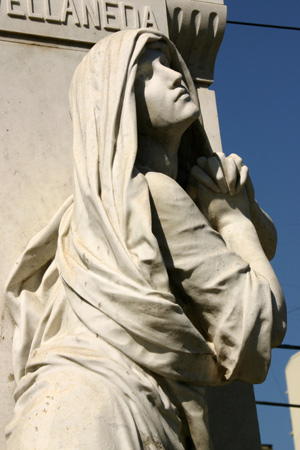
[
  {"xmin": 249, "ymin": 200, "xmax": 277, "ymax": 261},
  {"xmin": 215, "ymin": 210, "xmax": 286, "ymax": 349}
]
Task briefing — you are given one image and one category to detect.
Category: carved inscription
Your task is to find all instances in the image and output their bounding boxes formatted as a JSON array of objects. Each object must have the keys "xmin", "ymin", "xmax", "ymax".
[
  {"xmin": 5, "ymin": 0, "xmax": 157, "ymax": 30},
  {"xmin": 0, "ymin": 0, "xmax": 168, "ymax": 43}
]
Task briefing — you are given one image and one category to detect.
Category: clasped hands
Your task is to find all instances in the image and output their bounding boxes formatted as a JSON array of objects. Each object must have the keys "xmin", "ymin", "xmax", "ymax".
[{"xmin": 187, "ymin": 152, "xmax": 254, "ymax": 232}]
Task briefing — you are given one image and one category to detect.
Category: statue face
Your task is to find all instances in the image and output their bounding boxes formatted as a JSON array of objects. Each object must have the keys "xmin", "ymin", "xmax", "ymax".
[{"xmin": 135, "ymin": 46, "xmax": 200, "ymax": 136}]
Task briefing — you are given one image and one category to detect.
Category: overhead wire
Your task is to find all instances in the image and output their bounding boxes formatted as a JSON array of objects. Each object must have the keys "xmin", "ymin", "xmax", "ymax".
[
  {"xmin": 278, "ymin": 344, "xmax": 300, "ymax": 350},
  {"xmin": 256, "ymin": 345, "xmax": 300, "ymax": 407},
  {"xmin": 287, "ymin": 306, "xmax": 300, "ymax": 314},
  {"xmin": 227, "ymin": 20, "xmax": 300, "ymax": 31},
  {"xmin": 256, "ymin": 401, "xmax": 300, "ymax": 408}
]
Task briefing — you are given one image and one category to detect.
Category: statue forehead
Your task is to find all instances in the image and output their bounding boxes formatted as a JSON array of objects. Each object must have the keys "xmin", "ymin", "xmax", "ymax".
[{"xmin": 136, "ymin": 41, "xmax": 173, "ymax": 72}]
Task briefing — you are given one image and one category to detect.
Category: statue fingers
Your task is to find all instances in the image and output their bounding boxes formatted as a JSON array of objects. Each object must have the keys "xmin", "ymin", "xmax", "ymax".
[
  {"xmin": 196, "ymin": 156, "xmax": 207, "ymax": 169},
  {"xmin": 228, "ymin": 153, "xmax": 243, "ymax": 171},
  {"xmin": 245, "ymin": 172, "xmax": 256, "ymax": 202},
  {"xmin": 236, "ymin": 165, "xmax": 249, "ymax": 193},
  {"xmin": 224, "ymin": 157, "xmax": 240, "ymax": 195},
  {"xmin": 207, "ymin": 154, "xmax": 228, "ymax": 193},
  {"xmin": 191, "ymin": 165, "xmax": 221, "ymax": 192}
]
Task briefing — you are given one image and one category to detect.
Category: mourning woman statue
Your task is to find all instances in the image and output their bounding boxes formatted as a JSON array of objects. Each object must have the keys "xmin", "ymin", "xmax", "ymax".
[{"xmin": 5, "ymin": 29, "xmax": 286, "ymax": 449}]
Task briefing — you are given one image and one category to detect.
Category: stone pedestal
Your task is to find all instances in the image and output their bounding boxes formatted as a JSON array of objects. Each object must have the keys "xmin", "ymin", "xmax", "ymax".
[{"xmin": 206, "ymin": 382, "xmax": 261, "ymax": 450}]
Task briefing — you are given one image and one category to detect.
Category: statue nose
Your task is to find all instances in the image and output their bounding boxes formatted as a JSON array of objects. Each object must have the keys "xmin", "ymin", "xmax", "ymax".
[{"xmin": 169, "ymin": 69, "xmax": 183, "ymax": 88}]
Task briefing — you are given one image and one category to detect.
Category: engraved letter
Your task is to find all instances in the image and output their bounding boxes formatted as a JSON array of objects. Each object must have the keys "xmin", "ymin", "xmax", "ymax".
[
  {"xmin": 120, "ymin": 2, "xmax": 139, "ymax": 29},
  {"xmin": 6, "ymin": 0, "xmax": 25, "ymax": 18},
  {"xmin": 141, "ymin": 6, "xmax": 158, "ymax": 30},
  {"xmin": 61, "ymin": 0, "xmax": 80, "ymax": 26},
  {"xmin": 44, "ymin": 0, "xmax": 61, "ymax": 23},
  {"xmin": 82, "ymin": 0, "xmax": 100, "ymax": 29},
  {"xmin": 27, "ymin": 0, "xmax": 44, "ymax": 21},
  {"xmin": 101, "ymin": 1, "xmax": 120, "ymax": 31}
]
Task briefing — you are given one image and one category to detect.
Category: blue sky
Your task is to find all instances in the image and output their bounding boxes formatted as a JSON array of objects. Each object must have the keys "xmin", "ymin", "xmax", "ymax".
[{"xmin": 212, "ymin": 1, "xmax": 300, "ymax": 448}]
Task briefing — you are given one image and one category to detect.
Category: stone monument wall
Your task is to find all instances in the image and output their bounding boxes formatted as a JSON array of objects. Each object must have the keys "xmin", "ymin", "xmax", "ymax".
[{"xmin": 0, "ymin": 4, "xmax": 167, "ymax": 446}]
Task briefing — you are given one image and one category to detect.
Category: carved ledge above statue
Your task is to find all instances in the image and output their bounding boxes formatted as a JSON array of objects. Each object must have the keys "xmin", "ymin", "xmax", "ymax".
[{"xmin": 166, "ymin": 0, "xmax": 227, "ymax": 86}]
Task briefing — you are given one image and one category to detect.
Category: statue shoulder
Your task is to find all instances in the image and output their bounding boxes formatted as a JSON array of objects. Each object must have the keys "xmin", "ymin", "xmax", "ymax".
[
  {"xmin": 145, "ymin": 171, "xmax": 188, "ymax": 203},
  {"xmin": 144, "ymin": 171, "xmax": 203, "ymax": 227}
]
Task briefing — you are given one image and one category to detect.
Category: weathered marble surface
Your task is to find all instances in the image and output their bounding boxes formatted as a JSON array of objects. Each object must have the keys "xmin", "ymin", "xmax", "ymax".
[
  {"xmin": 3, "ymin": 28, "xmax": 286, "ymax": 449},
  {"xmin": 0, "ymin": 1, "xmax": 286, "ymax": 449},
  {"xmin": 0, "ymin": 39, "xmax": 85, "ymax": 448}
]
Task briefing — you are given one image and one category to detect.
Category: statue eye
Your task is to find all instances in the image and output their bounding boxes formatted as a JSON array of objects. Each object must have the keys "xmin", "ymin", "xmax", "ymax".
[
  {"xmin": 136, "ymin": 71, "xmax": 149, "ymax": 81},
  {"xmin": 135, "ymin": 59, "xmax": 153, "ymax": 81},
  {"xmin": 160, "ymin": 56, "xmax": 170, "ymax": 68},
  {"xmin": 136, "ymin": 65, "xmax": 152, "ymax": 82}
]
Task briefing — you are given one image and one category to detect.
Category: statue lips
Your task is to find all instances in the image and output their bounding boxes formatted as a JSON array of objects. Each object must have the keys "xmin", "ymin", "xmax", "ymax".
[{"xmin": 175, "ymin": 87, "xmax": 190, "ymax": 101}]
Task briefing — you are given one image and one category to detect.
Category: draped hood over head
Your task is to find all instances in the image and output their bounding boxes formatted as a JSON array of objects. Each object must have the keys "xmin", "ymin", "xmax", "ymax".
[{"xmin": 5, "ymin": 29, "xmax": 222, "ymax": 385}]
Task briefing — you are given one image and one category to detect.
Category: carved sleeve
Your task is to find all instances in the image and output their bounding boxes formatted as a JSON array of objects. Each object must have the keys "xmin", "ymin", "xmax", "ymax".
[{"xmin": 147, "ymin": 171, "xmax": 273, "ymax": 384}]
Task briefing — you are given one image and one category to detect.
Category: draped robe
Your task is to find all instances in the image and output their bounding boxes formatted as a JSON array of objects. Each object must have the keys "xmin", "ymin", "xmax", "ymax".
[{"xmin": 5, "ymin": 29, "xmax": 276, "ymax": 449}]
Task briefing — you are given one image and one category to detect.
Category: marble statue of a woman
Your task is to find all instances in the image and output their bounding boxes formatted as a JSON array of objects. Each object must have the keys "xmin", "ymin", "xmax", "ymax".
[{"xmin": 5, "ymin": 29, "xmax": 286, "ymax": 449}]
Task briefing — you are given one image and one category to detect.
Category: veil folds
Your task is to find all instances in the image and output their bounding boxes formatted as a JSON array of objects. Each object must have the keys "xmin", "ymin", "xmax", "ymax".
[{"xmin": 5, "ymin": 29, "xmax": 222, "ymax": 385}]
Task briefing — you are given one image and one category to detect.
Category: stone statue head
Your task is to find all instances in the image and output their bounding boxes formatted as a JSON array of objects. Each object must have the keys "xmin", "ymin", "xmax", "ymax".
[
  {"xmin": 134, "ymin": 40, "xmax": 200, "ymax": 138},
  {"xmin": 69, "ymin": 29, "xmax": 213, "ymax": 191}
]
